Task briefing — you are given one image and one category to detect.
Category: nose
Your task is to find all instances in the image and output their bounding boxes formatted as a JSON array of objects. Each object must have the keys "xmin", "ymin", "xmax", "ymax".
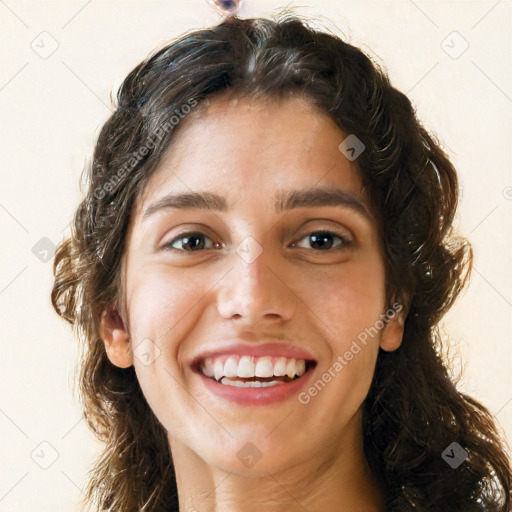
[{"xmin": 216, "ymin": 237, "xmax": 298, "ymax": 326}]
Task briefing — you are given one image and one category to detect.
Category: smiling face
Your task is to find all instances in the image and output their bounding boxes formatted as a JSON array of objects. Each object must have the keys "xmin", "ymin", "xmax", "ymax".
[{"xmin": 99, "ymin": 94, "xmax": 404, "ymax": 477}]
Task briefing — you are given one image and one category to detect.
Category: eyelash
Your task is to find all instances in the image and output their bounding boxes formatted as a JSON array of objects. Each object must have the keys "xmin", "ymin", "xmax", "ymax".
[{"xmin": 162, "ymin": 230, "xmax": 352, "ymax": 253}]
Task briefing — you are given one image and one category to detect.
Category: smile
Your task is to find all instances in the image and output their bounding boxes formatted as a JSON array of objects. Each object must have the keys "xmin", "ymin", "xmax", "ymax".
[
  {"xmin": 201, "ymin": 355, "xmax": 312, "ymax": 384},
  {"xmin": 192, "ymin": 355, "xmax": 318, "ymax": 404}
]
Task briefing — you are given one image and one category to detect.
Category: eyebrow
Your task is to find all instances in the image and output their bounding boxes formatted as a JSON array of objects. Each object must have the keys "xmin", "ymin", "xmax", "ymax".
[{"xmin": 141, "ymin": 187, "xmax": 372, "ymax": 222}]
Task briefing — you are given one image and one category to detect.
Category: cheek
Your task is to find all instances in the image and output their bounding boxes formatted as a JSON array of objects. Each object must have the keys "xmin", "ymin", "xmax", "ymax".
[
  {"xmin": 302, "ymin": 252, "xmax": 386, "ymax": 345},
  {"xmin": 298, "ymin": 259, "xmax": 385, "ymax": 427},
  {"xmin": 125, "ymin": 266, "xmax": 207, "ymax": 414},
  {"xmin": 127, "ymin": 264, "xmax": 206, "ymax": 345},
  {"xmin": 327, "ymin": 256, "xmax": 385, "ymax": 409}
]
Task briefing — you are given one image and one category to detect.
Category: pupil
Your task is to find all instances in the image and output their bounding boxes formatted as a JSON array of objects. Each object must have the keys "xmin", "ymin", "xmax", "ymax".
[
  {"xmin": 310, "ymin": 233, "xmax": 333, "ymax": 250},
  {"xmin": 183, "ymin": 235, "xmax": 203, "ymax": 251}
]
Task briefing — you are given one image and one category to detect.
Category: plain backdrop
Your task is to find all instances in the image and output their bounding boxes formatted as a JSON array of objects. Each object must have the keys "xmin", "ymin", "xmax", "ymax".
[{"xmin": 1, "ymin": 1, "xmax": 511, "ymax": 510}]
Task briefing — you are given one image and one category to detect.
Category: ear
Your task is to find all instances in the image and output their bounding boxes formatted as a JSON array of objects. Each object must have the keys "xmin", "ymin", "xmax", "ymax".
[
  {"xmin": 99, "ymin": 306, "xmax": 133, "ymax": 368},
  {"xmin": 379, "ymin": 301, "xmax": 406, "ymax": 352}
]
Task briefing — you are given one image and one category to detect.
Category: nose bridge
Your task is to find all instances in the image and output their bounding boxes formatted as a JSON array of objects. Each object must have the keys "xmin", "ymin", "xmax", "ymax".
[{"xmin": 217, "ymin": 235, "xmax": 297, "ymax": 323}]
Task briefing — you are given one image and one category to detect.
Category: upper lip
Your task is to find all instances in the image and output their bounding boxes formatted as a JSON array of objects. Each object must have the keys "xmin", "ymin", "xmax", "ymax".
[{"xmin": 189, "ymin": 341, "xmax": 318, "ymax": 370}]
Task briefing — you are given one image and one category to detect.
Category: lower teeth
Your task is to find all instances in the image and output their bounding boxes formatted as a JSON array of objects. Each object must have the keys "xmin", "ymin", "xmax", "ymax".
[{"xmin": 219, "ymin": 377, "xmax": 289, "ymax": 387}]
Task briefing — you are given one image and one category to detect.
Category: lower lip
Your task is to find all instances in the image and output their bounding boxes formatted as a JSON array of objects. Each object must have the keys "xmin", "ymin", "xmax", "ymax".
[{"xmin": 195, "ymin": 365, "xmax": 316, "ymax": 405}]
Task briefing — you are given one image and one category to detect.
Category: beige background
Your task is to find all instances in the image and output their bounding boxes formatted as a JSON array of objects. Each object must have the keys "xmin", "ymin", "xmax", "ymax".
[{"xmin": 1, "ymin": 1, "xmax": 510, "ymax": 510}]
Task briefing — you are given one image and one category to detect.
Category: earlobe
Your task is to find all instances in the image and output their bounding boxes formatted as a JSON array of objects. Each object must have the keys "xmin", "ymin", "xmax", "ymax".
[
  {"xmin": 99, "ymin": 307, "xmax": 133, "ymax": 368},
  {"xmin": 379, "ymin": 305, "xmax": 405, "ymax": 352}
]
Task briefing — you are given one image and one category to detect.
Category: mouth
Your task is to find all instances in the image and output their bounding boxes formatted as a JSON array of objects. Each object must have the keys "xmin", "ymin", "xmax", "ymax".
[{"xmin": 191, "ymin": 355, "xmax": 318, "ymax": 388}]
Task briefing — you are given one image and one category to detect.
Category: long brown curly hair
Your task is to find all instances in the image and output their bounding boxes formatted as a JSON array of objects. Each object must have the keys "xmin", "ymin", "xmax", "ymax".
[{"xmin": 51, "ymin": 12, "xmax": 511, "ymax": 512}]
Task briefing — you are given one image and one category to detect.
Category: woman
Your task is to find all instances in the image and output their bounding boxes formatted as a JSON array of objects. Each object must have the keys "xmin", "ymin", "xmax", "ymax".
[{"xmin": 51, "ymin": 13, "xmax": 511, "ymax": 512}]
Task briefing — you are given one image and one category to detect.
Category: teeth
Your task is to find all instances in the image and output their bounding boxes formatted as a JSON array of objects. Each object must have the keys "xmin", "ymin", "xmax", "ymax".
[
  {"xmin": 203, "ymin": 357, "xmax": 214, "ymax": 377},
  {"xmin": 255, "ymin": 357, "xmax": 274, "ymax": 378},
  {"xmin": 273, "ymin": 357, "xmax": 287, "ymax": 376},
  {"xmin": 220, "ymin": 377, "xmax": 285, "ymax": 388},
  {"xmin": 285, "ymin": 358, "xmax": 296, "ymax": 379},
  {"xmin": 238, "ymin": 356, "xmax": 255, "ymax": 378},
  {"xmin": 214, "ymin": 359, "xmax": 224, "ymax": 381},
  {"xmin": 224, "ymin": 356, "xmax": 238, "ymax": 378},
  {"xmin": 199, "ymin": 355, "xmax": 309, "ymax": 381}
]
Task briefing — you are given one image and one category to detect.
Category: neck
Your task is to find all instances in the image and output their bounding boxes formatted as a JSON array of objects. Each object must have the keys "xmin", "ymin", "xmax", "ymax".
[{"xmin": 168, "ymin": 412, "xmax": 386, "ymax": 512}]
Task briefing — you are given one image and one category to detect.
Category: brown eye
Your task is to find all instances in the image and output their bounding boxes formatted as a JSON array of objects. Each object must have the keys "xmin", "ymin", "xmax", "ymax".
[
  {"xmin": 163, "ymin": 232, "xmax": 218, "ymax": 252},
  {"xmin": 292, "ymin": 231, "xmax": 351, "ymax": 251}
]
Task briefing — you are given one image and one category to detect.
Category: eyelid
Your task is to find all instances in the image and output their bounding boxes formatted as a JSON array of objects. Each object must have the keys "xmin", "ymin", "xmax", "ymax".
[{"xmin": 295, "ymin": 223, "xmax": 353, "ymax": 242}]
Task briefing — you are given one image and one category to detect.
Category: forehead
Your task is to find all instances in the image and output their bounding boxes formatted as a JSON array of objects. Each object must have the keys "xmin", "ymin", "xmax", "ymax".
[{"xmin": 133, "ymin": 94, "xmax": 367, "ymax": 220}]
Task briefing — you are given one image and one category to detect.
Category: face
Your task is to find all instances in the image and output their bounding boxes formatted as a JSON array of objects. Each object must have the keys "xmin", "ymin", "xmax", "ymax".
[{"xmin": 100, "ymin": 94, "xmax": 404, "ymax": 476}]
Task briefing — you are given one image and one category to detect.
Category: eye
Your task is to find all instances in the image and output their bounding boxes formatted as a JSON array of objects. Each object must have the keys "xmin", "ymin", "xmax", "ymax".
[
  {"xmin": 291, "ymin": 230, "xmax": 352, "ymax": 251},
  {"xmin": 162, "ymin": 229, "xmax": 351, "ymax": 254},
  {"xmin": 162, "ymin": 232, "xmax": 220, "ymax": 252}
]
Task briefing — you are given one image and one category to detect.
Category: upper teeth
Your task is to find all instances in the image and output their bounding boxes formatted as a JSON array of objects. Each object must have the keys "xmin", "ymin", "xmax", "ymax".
[{"xmin": 201, "ymin": 355, "xmax": 307, "ymax": 381}]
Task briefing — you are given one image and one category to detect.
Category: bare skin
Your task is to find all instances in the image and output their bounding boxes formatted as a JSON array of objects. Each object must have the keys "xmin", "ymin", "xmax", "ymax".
[{"xmin": 99, "ymin": 94, "xmax": 405, "ymax": 512}]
